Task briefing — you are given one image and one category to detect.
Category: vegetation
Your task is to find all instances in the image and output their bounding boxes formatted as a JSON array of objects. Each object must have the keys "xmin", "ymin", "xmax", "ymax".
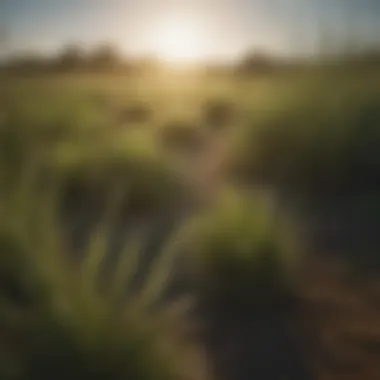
[
  {"xmin": 0, "ymin": 64, "xmax": 380, "ymax": 380},
  {"xmin": 53, "ymin": 130, "xmax": 186, "ymax": 215},
  {"xmin": 228, "ymin": 75, "xmax": 380, "ymax": 195},
  {"xmin": 201, "ymin": 99, "xmax": 236, "ymax": 131},
  {"xmin": 184, "ymin": 188, "xmax": 299, "ymax": 311},
  {"xmin": 158, "ymin": 120, "xmax": 206, "ymax": 155},
  {"xmin": 0, "ymin": 146, "xmax": 190, "ymax": 380}
]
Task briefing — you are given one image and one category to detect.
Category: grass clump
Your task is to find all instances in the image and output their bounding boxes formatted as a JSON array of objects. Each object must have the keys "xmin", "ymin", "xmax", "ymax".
[
  {"xmin": 184, "ymin": 188, "xmax": 299, "ymax": 312},
  {"xmin": 0, "ymin": 163, "xmax": 189, "ymax": 380},
  {"xmin": 52, "ymin": 130, "xmax": 186, "ymax": 215}
]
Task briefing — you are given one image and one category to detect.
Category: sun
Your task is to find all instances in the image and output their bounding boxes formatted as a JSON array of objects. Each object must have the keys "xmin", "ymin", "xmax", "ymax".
[{"xmin": 153, "ymin": 15, "xmax": 205, "ymax": 63}]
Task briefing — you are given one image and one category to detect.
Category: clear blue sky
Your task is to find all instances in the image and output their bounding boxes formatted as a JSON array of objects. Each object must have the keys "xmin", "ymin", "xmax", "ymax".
[{"xmin": 1, "ymin": 0, "xmax": 379, "ymax": 60}]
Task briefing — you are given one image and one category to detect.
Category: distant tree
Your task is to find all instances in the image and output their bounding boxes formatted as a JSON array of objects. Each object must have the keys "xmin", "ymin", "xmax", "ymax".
[
  {"xmin": 236, "ymin": 49, "xmax": 278, "ymax": 75},
  {"xmin": 56, "ymin": 43, "xmax": 85, "ymax": 71},
  {"xmin": 88, "ymin": 43, "xmax": 121, "ymax": 70},
  {"xmin": 5, "ymin": 52, "xmax": 52, "ymax": 73}
]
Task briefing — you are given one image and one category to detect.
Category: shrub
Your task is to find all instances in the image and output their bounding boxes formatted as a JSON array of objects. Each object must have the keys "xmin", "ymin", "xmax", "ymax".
[
  {"xmin": 183, "ymin": 188, "xmax": 299, "ymax": 312},
  {"xmin": 53, "ymin": 130, "xmax": 186, "ymax": 216}
]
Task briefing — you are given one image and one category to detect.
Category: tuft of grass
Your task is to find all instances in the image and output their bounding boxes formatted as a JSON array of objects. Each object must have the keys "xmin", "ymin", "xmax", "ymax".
[
  {"xmin": 51, "ymin": 130, "xmax": 186, "ymax": 215},
  {"xmin": 183, "ymin": 188, "xmax": 300, "ymax": 312},
  {"xmin": 0, "ymin": 160, "xmax": 190, "ymax": 380}
]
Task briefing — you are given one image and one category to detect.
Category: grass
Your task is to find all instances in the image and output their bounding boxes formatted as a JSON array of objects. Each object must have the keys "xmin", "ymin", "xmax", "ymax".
[
  {"xmin": 0, "ymin": 83, "xmax": 196, "ymax": 379},
  {"xmin": 201, "ymin": 98, "xmax": 236, "ymax": 132},
  {"xmin": 1, "ymin": 69, "xmax": 380, "ymax": 380},
  {"xmin": 183, "ymin": 187, "xmax": 300, "ymax": 311},
  {"xmin": 0, "ymin": 92, "xmax": 188, "ymax": 216},
  {"xmin": 228, "ymin": 75, "xmax": 380, "ymax": 195},
  {"xmin": 0, "ymin": 155, "xmax": 191, "ymax": 380},
  {"xmin": 157, "ymin": 120, "xmax": 207, "ymax": 155},
  {"xmin": 52, "ymin": 129, "xmax": 186, "ymax": 215}
]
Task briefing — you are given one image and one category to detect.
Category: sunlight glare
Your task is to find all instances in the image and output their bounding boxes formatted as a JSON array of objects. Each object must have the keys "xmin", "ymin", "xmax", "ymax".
[{"xmin": 153, "ymin": 15, "xmax": 205, "ymax": 63}]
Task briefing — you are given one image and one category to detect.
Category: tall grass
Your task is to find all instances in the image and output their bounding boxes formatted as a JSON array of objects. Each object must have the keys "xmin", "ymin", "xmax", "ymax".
[
  {"xmin": 0, "ymin": 93, "xmax": 192, "ymax": 380},
  {"xmin": 0, "ymin": 156, "xmax": 191, "ymax": 380},
  {"xmin": 0, "ymin": 93, "xmax": 187, "ymax": 216},
  {"xmin": 229, "ymin": 79, "xmax": 380, "ymax": 196},
  {"xmin": 179, "ymin": 187, "xmax": 305, "ymax": 380}
]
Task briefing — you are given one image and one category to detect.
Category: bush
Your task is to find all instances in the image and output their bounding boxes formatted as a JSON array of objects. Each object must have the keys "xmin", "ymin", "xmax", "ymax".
[
  {"xmin": 184, "ymin": 188, "xmax": 299, "ymax": 312},
  {"xmin": 0, "ymin": 108, "xmax": 184, "ymax": 216},
  {"xmin": 52, "ymin": 130, "xmax": 186, "ymax": 215}
]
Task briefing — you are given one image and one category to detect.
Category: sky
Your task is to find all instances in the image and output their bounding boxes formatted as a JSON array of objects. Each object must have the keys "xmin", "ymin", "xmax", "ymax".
[{"xmin": 1, "ymin": 0, "xmax": 380, "ymax": 61}]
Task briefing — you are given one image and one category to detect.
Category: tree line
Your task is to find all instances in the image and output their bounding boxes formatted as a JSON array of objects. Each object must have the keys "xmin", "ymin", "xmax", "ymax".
[{"xmin": 1, "ymin": 42, "xmax": 379, "ymax": 75}]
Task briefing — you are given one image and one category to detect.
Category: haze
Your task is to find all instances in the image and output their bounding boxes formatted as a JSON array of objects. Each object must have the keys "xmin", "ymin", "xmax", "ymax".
[{"xmin": 1, "ymin": 0, "xmax": 380, "ymax": 62}]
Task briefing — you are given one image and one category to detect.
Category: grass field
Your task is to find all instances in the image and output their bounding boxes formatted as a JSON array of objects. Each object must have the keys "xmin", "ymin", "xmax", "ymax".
[{"xmin": 0, "ymin": 69, "xmax": 380, "ymax": 380}]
